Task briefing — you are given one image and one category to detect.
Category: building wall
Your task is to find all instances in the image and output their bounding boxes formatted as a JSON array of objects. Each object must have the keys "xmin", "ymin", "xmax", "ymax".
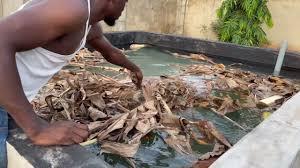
[
  {"xmin": 1, "ymin": 0, "xmax": 299, "ymax": 52},
  {"xmin": 102, "ymin": 0, "xmax": 180, "ymax": 34},
  {"xmin": 265, "ymin": 0, "xmax": 300, "ymax": 52},
  {"xmin": 0, "ymin": 0, "xmax": 25, "ymax": 16},
  {"xmin": 178, "ymin": 0, "xmax": 300, "ymax": 52},
  {"xmin": 182, "ymin": 0, "xmax": 223, "ymax": 40},
  {"xmin": 104, "ymin": 0, "xmax": 300, "ymax": 52}
]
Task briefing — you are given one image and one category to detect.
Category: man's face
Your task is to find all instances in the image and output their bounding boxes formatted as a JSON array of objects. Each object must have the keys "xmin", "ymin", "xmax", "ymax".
[{"xmin": 104, "ymin": 0, "xmax": 128, "ymax": 26}]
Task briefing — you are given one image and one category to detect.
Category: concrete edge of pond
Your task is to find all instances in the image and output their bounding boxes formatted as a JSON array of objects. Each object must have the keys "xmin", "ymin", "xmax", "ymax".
[
  {"xmin": 104, "ymin": 31, "xmax": 300, "ymax": 71},
  {"xmin": 209, "ymin": 92, "xmax": 300, "ymax": 168},
  {"xmin": 7, "ymin": 128, "xmax": 111, "ymax": 168}
]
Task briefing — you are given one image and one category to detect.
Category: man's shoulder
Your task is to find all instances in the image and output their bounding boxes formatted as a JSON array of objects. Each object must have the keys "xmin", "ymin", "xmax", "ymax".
[{"xmin": 19, "ymin": 0, "xmax": 89, "ymax": 24}]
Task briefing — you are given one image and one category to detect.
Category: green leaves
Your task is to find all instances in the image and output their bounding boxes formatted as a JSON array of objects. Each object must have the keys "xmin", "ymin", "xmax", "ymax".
[
  {"xmin": 215, "ymin": 0, "xmax": 273, "ymax": 47},
  {"xmin": 242, "ymin": 0, "xmax": 260, "ymax": 18}
]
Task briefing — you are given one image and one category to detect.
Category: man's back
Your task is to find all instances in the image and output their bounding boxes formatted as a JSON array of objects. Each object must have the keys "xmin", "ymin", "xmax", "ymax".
[{"xmin": 17, "ymin": 0, "xmax": 91, "ymax": 55}]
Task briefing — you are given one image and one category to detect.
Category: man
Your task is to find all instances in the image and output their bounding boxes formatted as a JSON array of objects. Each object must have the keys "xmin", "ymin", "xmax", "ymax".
[{"xmin": 0, "ymin": 0, "xmax": 143, "ymax": 167}]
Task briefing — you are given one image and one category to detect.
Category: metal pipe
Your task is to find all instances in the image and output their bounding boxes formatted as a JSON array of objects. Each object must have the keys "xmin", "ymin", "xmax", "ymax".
[
  {"xmin": 182, "ymin": 0, "xmax": 188, "ymax": 35},
  {"xmin": 273, "ymin": 40, "xmax": 288, "ymax": 76}
]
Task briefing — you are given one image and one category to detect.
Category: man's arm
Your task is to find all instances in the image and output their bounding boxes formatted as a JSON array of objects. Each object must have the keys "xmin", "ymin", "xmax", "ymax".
[
  {"xmin": 0, "ymin": 0, "xmax": 89, "ymax": 145},
  {"xmin": 87, "ymin": 24, "xmax": 143, "ymax": 87}
]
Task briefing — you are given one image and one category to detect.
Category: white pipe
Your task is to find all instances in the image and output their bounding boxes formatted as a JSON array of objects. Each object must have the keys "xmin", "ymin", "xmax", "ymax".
[{"xmin": 273, "ymin": 40, "xmax": 288, "ymax": 76}]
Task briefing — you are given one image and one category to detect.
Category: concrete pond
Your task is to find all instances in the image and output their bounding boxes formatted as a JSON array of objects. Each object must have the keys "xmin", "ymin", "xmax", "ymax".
[{"xmin": 6, "ymin": 32, "xmax": 300, "ymax": 168}]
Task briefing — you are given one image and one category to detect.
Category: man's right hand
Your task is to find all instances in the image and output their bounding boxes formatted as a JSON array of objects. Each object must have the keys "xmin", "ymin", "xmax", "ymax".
[{"xmin": 30, "ymin": 121, "xmax": 89, "ymax": 146}]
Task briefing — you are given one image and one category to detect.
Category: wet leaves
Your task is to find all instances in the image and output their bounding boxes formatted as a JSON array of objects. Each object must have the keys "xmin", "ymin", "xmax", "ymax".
[
  {"xmin": 101, "ymin": 141, "xmax": 141, "ymax": 158},
  {"xmin": 198, "ymin": 121, "xmax": 231, "ymax": 148},
  {"xmin": 199, "ymin": 143, "xmax": 226, "ymax": 160},
  {"xmin": 184, "ymin": 60, "xmax": 300, "ymax": 114},
  {"xmin": 164, "ymin": 135, "xmax": 193, "ymax": 155},
  {"xmin": 213, "ymin": 96, "xmax": 240, "ymax": 115},
  {"xmin": 33, "ymin": 70, "xmax": 230, "ymax": 163},
  {"xmin": 33, "ymin": 49, "xmax": 300, "ymax": 166},
  {"xmin": 192, "ymin": 144, "xmax": 226, "ymax": 168},
  {"xmin": 192, "ymin": 157, "xmax": 219, "ymax": 168}
]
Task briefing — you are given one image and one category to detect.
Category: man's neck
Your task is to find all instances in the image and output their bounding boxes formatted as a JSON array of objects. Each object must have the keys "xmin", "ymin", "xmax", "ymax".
[{"xmin": 89, "ymin": 0, "xmax": 109, "ymax": 25}]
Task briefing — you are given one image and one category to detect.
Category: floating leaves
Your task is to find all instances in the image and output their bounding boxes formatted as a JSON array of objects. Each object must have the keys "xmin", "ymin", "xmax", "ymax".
[
  {"xmin": 33, "ymin": 70, "xmax": 230, "ymax": 162},
  {"xmin": 101, "ymin": 141, "xmax": 141, "ymax": 158},
  {"xmin": 32, "ymin": 49, "xmax": 300, "ymax": 167},
  {"xmin": 184, "ymin": 61, "xmax": 300, "ymax": 113}
]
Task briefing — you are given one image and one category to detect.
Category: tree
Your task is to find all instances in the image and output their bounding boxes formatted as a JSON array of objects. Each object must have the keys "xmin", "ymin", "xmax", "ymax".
[{"xmin": 215, "ymin": 0, "xmax": 273, "ymax": 46}]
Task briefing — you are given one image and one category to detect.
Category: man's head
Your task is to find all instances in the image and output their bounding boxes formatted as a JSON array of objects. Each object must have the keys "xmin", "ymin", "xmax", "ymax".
[{"xmin": 104, "ymin": 0, "xmax": 128, "ymax": 26}]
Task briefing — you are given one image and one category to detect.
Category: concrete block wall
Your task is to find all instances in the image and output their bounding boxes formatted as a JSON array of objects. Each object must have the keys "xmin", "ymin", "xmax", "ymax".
[
  {"xmin": 0, "ymin": 0, "xmax": 28, "ymax": 17},
  {"xmin": 1, "ymin": 0, "xmax": 300, "ymax": 52},
  {"xmin": 103, "ymin": 0, "xmax": 300, "ymax": 53},
  {"xmin": 103, "ymin": 0, "xmax": 180, "ymax": 34}
]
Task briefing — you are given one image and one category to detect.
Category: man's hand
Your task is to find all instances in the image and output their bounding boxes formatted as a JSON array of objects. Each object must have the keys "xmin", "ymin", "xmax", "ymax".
[
  {"xmin": 30, "ymin": 121, "xmax": 89, "ymax": 146},
  {"xmin": 87, "ymin": 24, "xmax": 144, "ymax": 88},
  {"xmin": 130, "ymin": 68, "xmax": 143, "ymax": 89}
]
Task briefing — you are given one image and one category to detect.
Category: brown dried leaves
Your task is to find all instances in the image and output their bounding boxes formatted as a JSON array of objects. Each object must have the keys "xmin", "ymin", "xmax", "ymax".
[
  {"xmin": 34, "ymin": 71, "xmax": 230, "ymax": 162},
  {"xmin": 33, "ymin": 50, "xmax": 300, "ymax": 164},
  {"xmin": 101, "ymin": 141, "xmax": 141, "ymax": 158},
  {"xmin": 185, "ymin": 62, "xmax": 300, "ymax": 114}
]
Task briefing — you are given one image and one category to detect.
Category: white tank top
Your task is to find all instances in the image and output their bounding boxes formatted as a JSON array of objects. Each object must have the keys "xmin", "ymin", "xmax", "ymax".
[{"xmin": 15, "ymin": 0, "xmax": 91, "ymax": 101}]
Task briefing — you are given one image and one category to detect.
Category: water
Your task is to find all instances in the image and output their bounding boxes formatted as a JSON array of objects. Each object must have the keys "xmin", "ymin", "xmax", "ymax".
[
  {"xmin": 83, "ymin": 46, "xmax": 264, "ymax": 167},
  {"xmin": 211, "ymin": 56, "xmax": 300, "ymax": 79},
  {"xmin": 125, "ymin": 47, "xmax": 199, "ymax": 76}
]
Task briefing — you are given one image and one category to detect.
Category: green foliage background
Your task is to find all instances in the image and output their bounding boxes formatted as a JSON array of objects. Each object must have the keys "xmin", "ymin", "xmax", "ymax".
[{"xmin": 215, "ymin": 0, "xmax": 274, "ymax": 46}]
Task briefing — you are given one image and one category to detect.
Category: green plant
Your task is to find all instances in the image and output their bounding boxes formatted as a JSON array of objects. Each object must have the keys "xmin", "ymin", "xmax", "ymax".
[{"xmin": 215, "ymin": 0, "xmax": 273, "ymax": 46}]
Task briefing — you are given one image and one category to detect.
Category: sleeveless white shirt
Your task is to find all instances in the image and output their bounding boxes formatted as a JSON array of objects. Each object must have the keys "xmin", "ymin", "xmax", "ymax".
[{"xmin": 15, "ymin": 0, "xmax": 91, "ymax": 101}]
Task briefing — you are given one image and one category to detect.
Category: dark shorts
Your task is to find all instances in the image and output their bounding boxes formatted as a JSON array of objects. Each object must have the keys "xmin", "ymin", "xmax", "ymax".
[{"xmin": 0, "ymin": 107, "xmax": 8, "ymax": 168}]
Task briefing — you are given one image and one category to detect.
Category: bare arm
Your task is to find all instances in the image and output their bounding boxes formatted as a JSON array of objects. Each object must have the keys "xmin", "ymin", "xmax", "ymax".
[
  {"xmin": 87, "ymin": 24, "xmax": 143, "ymax": 87},
  {"xmin": 0, "ymin": 0, "xmax": 89, "ymax": 145}
]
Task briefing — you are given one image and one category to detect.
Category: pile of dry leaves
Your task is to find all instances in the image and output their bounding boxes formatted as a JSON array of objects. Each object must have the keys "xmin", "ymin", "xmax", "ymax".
[
  {"xmin": 166, "ymin": 50, "xmax": 300, "ymax": 116},
  {"xmin": 32, "ymin": 49, "xmax": 300, "ymax": 167},
  {"xmin": 70, "ymin": 48, "xmax": 105, "ymax": 68},
  {"xmin": 183, "ymin": 60, "xmax": 300, "ymax": 115},
  {"xmin": 33, "ymin": 70, "xmax": 231, "ymax": 166},
  {"xmin": 69, "ymin": 48, "xmax": 126, "ymax": 73}
]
